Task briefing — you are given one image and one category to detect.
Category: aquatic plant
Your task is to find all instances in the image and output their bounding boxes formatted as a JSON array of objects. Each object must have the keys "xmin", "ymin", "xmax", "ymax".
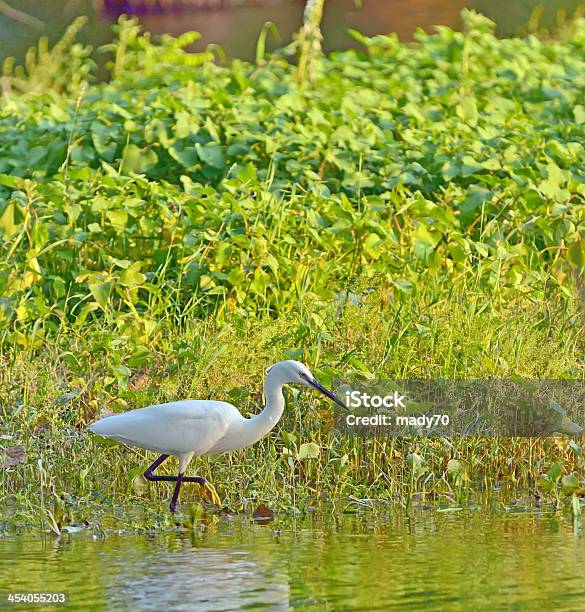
[{"xmin": 0, "ymin": 12, "xmax": 583, "ymax": 346}]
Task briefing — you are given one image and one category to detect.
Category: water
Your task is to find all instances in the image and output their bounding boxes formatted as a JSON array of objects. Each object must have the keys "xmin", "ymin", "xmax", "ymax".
[
  {"xmin": 0, "ymin": 0, "xmax": 583, "ymax": 66},
  {"xmin": 1, "ymin": 509, "xmax": 584, "ymax": 610}
]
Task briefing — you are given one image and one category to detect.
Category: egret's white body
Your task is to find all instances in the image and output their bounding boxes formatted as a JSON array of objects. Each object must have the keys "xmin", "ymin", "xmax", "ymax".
[
  {"xmin": 89, "ymin": 360, "xmax": 342, "ymax": 510},
  {"xmin": 90, "ymin": 399, "xmax": 277, "ymax": 471}
]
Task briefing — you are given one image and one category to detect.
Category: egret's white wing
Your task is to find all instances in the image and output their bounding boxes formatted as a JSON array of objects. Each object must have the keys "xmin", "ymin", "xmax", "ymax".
[{"xmin": 89, "ymin": 400, "xmax": 240, "ymax": 455}]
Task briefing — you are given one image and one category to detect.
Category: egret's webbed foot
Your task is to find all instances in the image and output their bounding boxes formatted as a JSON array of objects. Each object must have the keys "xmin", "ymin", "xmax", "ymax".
[{"xmin": 198, "ymin": 481, "xmax": 222, "ymax": 507}]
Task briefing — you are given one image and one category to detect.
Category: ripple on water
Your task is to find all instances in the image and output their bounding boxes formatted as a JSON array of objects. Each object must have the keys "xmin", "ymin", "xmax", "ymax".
[{"xmin": 0, "ymin": 511, "xmax": 583, "ymax": 610}]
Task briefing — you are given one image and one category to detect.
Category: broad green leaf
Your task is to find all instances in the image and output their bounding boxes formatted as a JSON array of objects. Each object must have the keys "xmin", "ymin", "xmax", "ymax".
[
  {"xmin": 407, "ymin": 452, "xmax": 426, "ymax": 477},
  {"xmin": 393, "ymin": 278, "xmax": 414, "ymax": 294},
  {"xmin": 91, "ymin": 122, "xmax": 118, "ymax": 161},
  {"xmin": 547, "ymin": 461, "xmax": 563, "ymax": 482},
  {"xmin": 456, "ymin": 97, "xmax": 478, "ymax": 127},
  {"xmin": 561, "ymin": 473, "xmax": 580, "ymax": 494},
  {"xmin": 195, "ymin": 142, "xmax": 225, "ymax": 170},
  {"xmin": 107, "ymin": 209, "xmax": 128, "ymax": 232},
  {"xmin": 123, "ymin": 144, "xmax": 158, "ymax": 173},
  {"xmin": 0, "ymin": 174, "xmax": 19, "ymax": 188},
  {"xmin": 447, "ymin": 459, "xmax": 464, "ymax": 477},
  {"xmin": 567, "ymin": 240, "xmax": 584, "ymax": 269},
  {"xmin": 363, "ymin": 233, "xmax": 383, "ymax": 259},
  {"xmin": 174, "ymin": 111, "xmax": 199, "ymax": 139},
  {"xmin": 89, "ymin": 281, "xmax": 112, "ymax": 311},
  {"xmin": 169, "ymin": 145, "xmax": 197, "ymax": 168},
  {"xmin": 119, "ymin": 262, "xmax": 146, "ymax": 288},
  {"xmin": 0, "ymin": 201, "xmax": 24, "ymax": 238},
  {"xmin": 298, "ymin": 442, "xmax": 320, "ymax": 460},
  {"xmin": 573, "ymin": 105, "xmax": 585, "ymax": 124}
]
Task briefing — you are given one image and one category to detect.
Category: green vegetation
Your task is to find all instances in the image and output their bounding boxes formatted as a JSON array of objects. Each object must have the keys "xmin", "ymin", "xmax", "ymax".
[{"xmin": 0, "ymin": 10, "xmax": 584, "ymax": 531}]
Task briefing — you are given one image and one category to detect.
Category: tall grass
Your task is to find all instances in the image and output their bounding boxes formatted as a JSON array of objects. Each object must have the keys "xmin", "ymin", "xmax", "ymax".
[{"xmin": 1, "ymin": 286, "xmax": 583, "ymax": 530}]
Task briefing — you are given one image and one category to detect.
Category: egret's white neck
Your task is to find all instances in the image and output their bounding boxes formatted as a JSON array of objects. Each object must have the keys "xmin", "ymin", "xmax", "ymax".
[{"xmin": 241, "ymin": 372, "xmax": 286, "ymax": 446}]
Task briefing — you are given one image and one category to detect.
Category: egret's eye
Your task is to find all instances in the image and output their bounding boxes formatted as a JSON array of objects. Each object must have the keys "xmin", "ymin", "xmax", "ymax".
[{"xmin": 298, "ymin": 371, "xmax": 307, "ymax": 379}]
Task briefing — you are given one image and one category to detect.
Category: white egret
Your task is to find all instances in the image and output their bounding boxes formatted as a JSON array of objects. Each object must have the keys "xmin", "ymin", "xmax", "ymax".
[{"xmin": 89, "ymin": 360, "xmax": 343, "ymax": 512}]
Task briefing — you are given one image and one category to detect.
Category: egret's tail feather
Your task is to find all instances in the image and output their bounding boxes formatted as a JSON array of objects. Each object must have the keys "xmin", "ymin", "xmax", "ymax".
[{"xmin": 88, "ymin": 416, "xmax": 118, "ymax": 436}]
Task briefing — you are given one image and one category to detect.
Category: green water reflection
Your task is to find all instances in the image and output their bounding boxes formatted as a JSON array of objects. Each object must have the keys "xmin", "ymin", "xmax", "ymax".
[{"xmin": 1, "ymin": 510, "xmax": 584, "ymax": 610}]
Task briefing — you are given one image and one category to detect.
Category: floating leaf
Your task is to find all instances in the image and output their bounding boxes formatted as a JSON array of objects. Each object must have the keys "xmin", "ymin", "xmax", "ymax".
[{"xmin": 252, "ymin": 504, "xmax": 275, "ymax": 522}]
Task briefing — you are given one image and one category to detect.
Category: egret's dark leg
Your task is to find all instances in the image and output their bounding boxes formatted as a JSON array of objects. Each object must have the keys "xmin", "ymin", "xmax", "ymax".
[
  {"xmin": 144, "ymin": 454, "xmax": 207, "ymax": 512},
  {"xmin": 169, "ymin": 472, "xmax": 210, "ymax": 513},
  {"xmin": 170, "ymin": 473, "xmax": 184, "ymax": 513},
  {"xmin": 144, "ymin": 454, "xmax": 206, "ymax": 484},
  {"xmin": 144, "ymin": 454, "xmax": 170, "ymax": 480}
]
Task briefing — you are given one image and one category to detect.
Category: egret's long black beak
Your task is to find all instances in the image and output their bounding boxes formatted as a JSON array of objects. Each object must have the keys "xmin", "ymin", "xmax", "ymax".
[{"xmin": 310, "ymin": 379, "xmax": 346, "ymax": 408}]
